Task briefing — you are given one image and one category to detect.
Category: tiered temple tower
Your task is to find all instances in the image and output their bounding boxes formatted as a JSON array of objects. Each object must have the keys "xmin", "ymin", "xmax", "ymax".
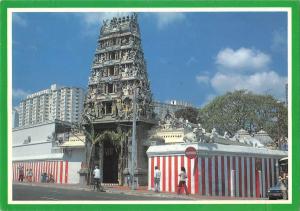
[{"xmin": 85, "ymin": 13, "xmax": 155, "ymax": 185}]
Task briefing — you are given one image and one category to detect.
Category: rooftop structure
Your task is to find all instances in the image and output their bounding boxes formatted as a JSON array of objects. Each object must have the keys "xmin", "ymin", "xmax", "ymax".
[
  {"xmin": 85, "ymin": 13, "xmax": 154, "ymax": 122},
  {"xmin": 153, "ymin": 100, "xmax": 194, "ymax": 121},
  {"xmin": 149, "ymin": 114, "xmax": 277, "ymax": 149}
]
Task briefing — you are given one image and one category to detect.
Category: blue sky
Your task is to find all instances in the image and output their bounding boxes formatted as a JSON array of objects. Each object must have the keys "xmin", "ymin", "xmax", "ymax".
[{"xmin": 12, "ymin": 12, "xmax": 288, "ymax": 107}]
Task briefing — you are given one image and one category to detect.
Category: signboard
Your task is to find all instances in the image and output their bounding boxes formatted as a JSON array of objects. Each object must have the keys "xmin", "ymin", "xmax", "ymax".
[{"xmin": 185, "ymin": 146, "xmax": 197, "ymax": 159}]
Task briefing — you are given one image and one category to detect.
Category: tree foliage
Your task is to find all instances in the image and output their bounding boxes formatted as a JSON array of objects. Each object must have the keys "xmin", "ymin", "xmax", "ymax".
[
  {"xmin": 198, "ymin": 90, "xmax": 288, "ymax": 140},
  {"xmin": 72, "ymin": 114, "xmax": 127, "ymax": 184},
  {"xmin": 174, "ymin": 107, "xmax": 199, "ymax": 124}
]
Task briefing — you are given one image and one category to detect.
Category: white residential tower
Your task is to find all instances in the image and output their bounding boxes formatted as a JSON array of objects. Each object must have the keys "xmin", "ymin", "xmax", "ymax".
[{"xmin": 17, "ymin": 84, "xmax": 85, "ymax": 127}]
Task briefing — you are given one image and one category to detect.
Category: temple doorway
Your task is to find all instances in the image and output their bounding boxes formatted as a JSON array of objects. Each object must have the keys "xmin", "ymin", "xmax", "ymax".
[{"xmin": 103, "ymin": 139, "xmax": 119, "ymax": 183}]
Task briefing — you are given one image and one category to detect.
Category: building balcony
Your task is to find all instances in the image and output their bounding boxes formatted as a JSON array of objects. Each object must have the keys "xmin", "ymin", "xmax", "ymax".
[
  {"xmin": 96, "ymin": 93, "xmax": 119, "ymax": 101},
  {"xmin": 92, "ymin": 60, "xmax": 117, "ymax": 68},
  {"xmin": 96, "ymin": 45, "xmax": 121, "ymax": 53},
  {"xmin": 98, "ymin": 32, "xmax": 131, "ymax": 41},
  {"xmin": 120, "ymin": 75, "xmax": 139, "ymax": 81},
  {"xmin": 96, "ymin": 43, "xmax": 136, "ymax": 54},
  {"xmin": 99, "ymin": 30, "xmax": 132, "ymax": 40},
  {"xmin": 98, "ymin": 75, "xmax": 121, "ymax": 82}
]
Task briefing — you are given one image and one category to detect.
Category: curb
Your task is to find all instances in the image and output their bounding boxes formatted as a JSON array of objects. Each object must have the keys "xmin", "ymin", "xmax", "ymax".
[
  {"xmin": 14, "ymin": 183, "xmax": 263, "ymax": 200},
  {"xmin": 105, "ymin": 189, "xmax": 186, "ymax": 198},
  {"xmin": 14, "ymin": 182, "xmax": 91, "ymax": 192}
]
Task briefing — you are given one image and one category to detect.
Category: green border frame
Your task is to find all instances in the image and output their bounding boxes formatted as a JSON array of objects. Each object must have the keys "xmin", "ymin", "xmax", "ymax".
[{"xmin": 0, "ymin": 1, "xmax": 299, "ymax": 210}]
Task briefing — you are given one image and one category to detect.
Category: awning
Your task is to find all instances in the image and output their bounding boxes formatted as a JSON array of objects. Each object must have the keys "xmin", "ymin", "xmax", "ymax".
[
  {"xmin": 13, "ymin": 153, "xmax": 64, "ymax": 161},
  {"xmin": 279, "ymin": 157, "xmax": 288, "ymax": 162}
]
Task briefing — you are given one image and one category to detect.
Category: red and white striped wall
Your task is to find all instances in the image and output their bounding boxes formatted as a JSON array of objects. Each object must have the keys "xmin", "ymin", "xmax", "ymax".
[
  {"xmin": 13, "ymin": 160, "xmax": 69, "ymax": 184},
  {"xmin": 148, "ymin": 155, "xmax": 280, "ymax": 198}
]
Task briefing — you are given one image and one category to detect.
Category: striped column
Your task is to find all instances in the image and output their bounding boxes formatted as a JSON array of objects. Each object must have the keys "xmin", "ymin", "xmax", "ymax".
[{"xmin": 148, "ymin": 157, "xmax": 151, "ymax": 190}]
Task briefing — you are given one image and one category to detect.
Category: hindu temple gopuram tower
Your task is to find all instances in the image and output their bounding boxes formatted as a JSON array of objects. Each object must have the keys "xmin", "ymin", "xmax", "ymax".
[{"xmin": 84, "ymin": 13, "xmax": 155, "ymax": 185}]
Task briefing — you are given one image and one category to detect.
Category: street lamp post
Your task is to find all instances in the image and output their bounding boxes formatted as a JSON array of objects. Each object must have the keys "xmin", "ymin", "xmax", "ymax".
[{"xmin": 131, "ymin": 88, "xmax": 137, "ymax": 190}]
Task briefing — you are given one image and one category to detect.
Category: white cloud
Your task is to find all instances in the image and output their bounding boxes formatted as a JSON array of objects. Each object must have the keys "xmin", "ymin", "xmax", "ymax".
[
  {"xmin": 78, "ymin": 12, "xmax": 132, "ymax": 36},
  {"xmin": 198, "ymin": 47, "xmax": 288, "ymax": 101},
  {"xmin": 13, "ymin": 13, "xmax": 27, "ymax": 27},
  {"xmin": 80, "ymin": 12, "xmax": 132, "ymax": 27},
  {"xmin": 271, "ymin": 29, "xmax": 287, "ymax": 53},
  {"xmin": 196, "ymin": 75, "xmax": 210, "ymax": 84},
  {"xmin": 12, "ymin": 88, "xmax": 31, "ymax": 101},
  {"xmin": 186, "ymin": 56, "xmax": 197, "ymax": 66},
  {"xmin": 216, "ymin": 47, "xmax": 271, "ymax": 72},
  {"xmin": 78, "ymin": 12, "xmax": 185, "ymax": 36},
  {"xmin": 210, "ymin": 71, "xmax": 287, "ymax": 100},
  {"xmin": 155, "ymin": 13, "xmax": 185, "ymax": 29}
]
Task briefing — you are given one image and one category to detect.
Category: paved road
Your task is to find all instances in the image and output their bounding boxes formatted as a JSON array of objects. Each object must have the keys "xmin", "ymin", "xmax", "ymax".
[{"xmin": 13, "ymin": 184, "xmax": 186, "ymax": 201}]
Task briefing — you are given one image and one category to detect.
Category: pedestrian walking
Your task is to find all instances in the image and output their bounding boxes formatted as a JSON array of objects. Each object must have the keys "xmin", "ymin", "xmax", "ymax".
[
  {"xmin": 25, "ymin": 169, "xmax": 29, "ymax": 182},
  {"xmin": 41, "ymin": 172, "xmax": 48, "ymax": 183},
  {"xmin": 177, "ymin": 167, "xmax": 189, "ymax": 195},
  {"xmin": 47, "ymin": 174, "xmax": 55, "ymax": 183},
  {"xmin": 93, "ymin": 166, "xmax": 102, "ymax": 191},
  {"xmin": 27, "ymin": 169, "xmax": 33, "ymax": 182},
  {"xmin": 126, "ymin": 174, "xmax": 131, "ymax": 187},
  {"xmin": 154, "ymin": 166, "xmax": 161, "ymax": 192},
  {"xmin": 18, "ymin": 165, "xmax": 24, "ymax": 182}
]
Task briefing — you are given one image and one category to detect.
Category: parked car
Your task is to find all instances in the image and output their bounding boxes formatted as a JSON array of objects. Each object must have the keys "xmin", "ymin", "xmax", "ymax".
[{"xmin": 268, "ymin": 182, "xmax": 288, "ymax": 200}]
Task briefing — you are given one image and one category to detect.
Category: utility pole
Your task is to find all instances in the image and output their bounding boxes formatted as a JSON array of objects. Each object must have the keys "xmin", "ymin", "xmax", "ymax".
[{"xmin": 131, "ymin": 88, "xmax": 137, "ymax": 190}]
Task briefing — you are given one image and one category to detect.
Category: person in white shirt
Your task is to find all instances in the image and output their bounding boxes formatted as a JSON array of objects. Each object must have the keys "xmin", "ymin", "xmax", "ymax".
[
  {"xmin": 93, "ymin": 166, "xmax": 101, "ymax": 191},
  {"xmin": 154, "ymin": 166, "xmax": 161, "ymax": 192},
  {"xmin": 178, "ymin": 166, "xmax": 189, "ymax": 195}
]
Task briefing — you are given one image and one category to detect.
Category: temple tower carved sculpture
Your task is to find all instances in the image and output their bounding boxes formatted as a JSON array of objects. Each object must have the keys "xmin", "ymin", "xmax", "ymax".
[{"xmin": 84, "ymin": 13, "xmax": 155, "ymax": 185}]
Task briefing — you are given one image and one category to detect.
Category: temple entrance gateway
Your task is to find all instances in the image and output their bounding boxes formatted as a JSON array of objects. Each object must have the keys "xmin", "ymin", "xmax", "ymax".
[
  {"xmin": 84, "ymin": 14, "xmax": 155, "ymax": 186},
  {"xmin": 103, "ymin": 139, "xmax": 119, "ymax": 183}
]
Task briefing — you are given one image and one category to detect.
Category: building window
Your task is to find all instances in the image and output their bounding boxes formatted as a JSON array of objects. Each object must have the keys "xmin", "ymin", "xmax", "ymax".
[
  {"xmin": 104, "ymin": 102, "xmax": 112, "ymax": 114},
  {"xmin": 107, "ymin": 83, "xmax": 113, "ymax": 93},
  {"xmin": 109, "ymin": 66, "xmax": 114, "ymax": 76}
]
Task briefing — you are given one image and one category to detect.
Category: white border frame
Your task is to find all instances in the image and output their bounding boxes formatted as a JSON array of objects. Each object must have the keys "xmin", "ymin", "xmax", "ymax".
[{"xmin": 7, "ymin": 7, "xmax": 292, "ymax": 205}]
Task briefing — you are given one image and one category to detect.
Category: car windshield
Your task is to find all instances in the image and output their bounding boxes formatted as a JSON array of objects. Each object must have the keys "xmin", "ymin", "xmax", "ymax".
[{"xmin": 273, "ymin": 182, "xmax": 286, "ymax": 189}]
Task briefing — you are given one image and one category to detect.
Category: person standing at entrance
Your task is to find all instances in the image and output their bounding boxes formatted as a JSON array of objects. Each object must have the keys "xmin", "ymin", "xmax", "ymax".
[
  {"xmin": 27, "ymin": 169, "xmax": 33, "ymax": 182},
  {"xmin": 177, "ymin": 167, "xmax": 189, "ymax": 195},
  {"xmin": 93, "ymin": 166, "xmax": 101, "ymax": 191},
  {"xmin": 18, "ymin": 165, "xmax": 24, "ymax": 182},
  {"xmin": 154, "ymin": 166, "xmax": 161, "ymax": 192}
]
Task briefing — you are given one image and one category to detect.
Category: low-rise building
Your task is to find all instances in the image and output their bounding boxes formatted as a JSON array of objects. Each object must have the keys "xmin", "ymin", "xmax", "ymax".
[
  {"xmin": 147, "ymin": 143, "xmax": 287, "ymax": 198},
  {"xmin": 12, "ymin": 120, "xmax": 85, "ymax": 184},
  {"xmin": 153, "ymin": 100, "xmax": 194, "ymax": 121}
]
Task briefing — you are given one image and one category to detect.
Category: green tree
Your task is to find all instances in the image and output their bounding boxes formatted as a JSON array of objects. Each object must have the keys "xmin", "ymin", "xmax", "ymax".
[
  {"xmin": 174, "ymin": 107, "xmax": 199, "ymax": 124},
  {"xmin": 72, "ymin": 114, "xmax": 125, "ymax": 185},
  {"xmin": 198, "ymin": 90, "xmax": 288, "ymax": 140}
]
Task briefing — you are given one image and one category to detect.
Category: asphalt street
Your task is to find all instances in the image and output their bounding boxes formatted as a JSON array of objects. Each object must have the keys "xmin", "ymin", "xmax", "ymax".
[{"xmin": 13, "ymin": 184, "xmax": 186, "ymax": 201}]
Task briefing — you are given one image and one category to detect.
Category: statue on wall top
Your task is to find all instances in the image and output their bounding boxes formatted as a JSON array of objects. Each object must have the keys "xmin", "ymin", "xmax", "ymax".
[{"xmin": 95, "ymin": 101, "xmax": 103, "ymax": 119}]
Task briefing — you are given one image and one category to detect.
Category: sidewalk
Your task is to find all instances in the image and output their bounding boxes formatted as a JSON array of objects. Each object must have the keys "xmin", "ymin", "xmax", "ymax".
[
  {"xmin": 13, "ymin": 182, "xmax": 264, "ymax": 200},
  {"xmin": 13, "ymin": 182, "xmax": 191, "ymax": 200}
]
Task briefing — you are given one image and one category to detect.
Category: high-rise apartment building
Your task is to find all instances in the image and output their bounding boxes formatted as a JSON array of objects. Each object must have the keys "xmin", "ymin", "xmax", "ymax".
[
  {"xmin": 12, "ymin": 107, "xmax": 19, "ymax": 128},
  {"xmin": 17, "ymin": 84, "xmax": 85, "ymax": 127}
]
